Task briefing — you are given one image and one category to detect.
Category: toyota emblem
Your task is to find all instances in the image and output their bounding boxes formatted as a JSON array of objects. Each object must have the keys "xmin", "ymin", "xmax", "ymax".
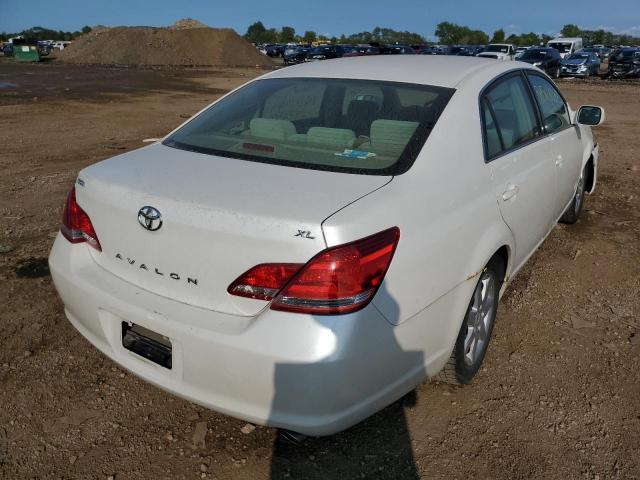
[{"xmin": 138, "ymin": 206, "xmax": 163, "ymax": 232}]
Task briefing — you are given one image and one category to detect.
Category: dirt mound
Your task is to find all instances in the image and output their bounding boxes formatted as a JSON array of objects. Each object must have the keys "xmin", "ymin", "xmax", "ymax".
[
  {"xmin": 170, "ymin": 18, "xmax": 209, "ymax": 30},
  {"xmin": 58, "ymin": 25, "xmax": 274, "ymax": 67}
]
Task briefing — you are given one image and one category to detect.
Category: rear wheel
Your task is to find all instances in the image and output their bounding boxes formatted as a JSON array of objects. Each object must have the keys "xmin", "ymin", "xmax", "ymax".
[
  {"xmin": 553, "ymin": 66, "xmax": 561, "ymax": 79},
  {"xmin": 438, "ymin": 256, "xmax": 504, "ymax": 385},
  {"xmin": 560, "ymin": 166, "xmax": 586, "ymax": 224}
]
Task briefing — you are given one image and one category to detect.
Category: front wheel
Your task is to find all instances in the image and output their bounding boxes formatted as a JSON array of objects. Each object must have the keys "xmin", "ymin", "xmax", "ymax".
[
  {"xmin": 438, "ymin": 256, "xmax": 504, "ymax": 385},
  {"xmin": 554, "ymin": 66, "xmax": 561, "ymax": 79},
  {"xmin": 560, "ymin": 167, "xmax": 586, "ymax": 224}
]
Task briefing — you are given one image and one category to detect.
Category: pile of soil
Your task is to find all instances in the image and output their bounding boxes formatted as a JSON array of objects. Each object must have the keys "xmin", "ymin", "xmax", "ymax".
[{"xmin": 58, "ymin": 20, "xmax": 274, "ymax": 68}]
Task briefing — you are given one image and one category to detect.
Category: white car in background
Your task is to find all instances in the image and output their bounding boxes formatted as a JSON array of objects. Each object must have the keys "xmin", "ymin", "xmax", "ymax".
[
  {"xmin": 477, "ymin": 43, "xmax": 516, "ymax": 60},
  {"xmin": 49, "ymin": 56, "xmax": 604, "ymax": 436}
]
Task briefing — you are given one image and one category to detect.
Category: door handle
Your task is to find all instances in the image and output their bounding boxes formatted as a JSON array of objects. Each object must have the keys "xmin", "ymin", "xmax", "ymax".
[
  {"xmin": 555, "ymin": 155, "xmax": 563, "ymax": 167},
  {"xmin": 502, "ymin": 184, "xmax": 519, "ymax": 201}
]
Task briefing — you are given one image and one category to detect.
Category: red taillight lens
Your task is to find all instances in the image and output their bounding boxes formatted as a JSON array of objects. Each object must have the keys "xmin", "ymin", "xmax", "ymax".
[
  {"xmin": 227, "ymin": 263, "xmax": 303, "ymax": 301},
  {"xmin": 228, "ymin": 227, "xmax": 400, "ymax": 315},
  {"xmin": 60, "ymin": 186, "xmax": 102, "ymax": 251}
]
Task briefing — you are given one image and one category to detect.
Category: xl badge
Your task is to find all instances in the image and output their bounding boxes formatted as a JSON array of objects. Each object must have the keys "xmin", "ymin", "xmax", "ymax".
[{"xmin": 138, "ymin": 206, "xmax": 163, "ymax": 232}]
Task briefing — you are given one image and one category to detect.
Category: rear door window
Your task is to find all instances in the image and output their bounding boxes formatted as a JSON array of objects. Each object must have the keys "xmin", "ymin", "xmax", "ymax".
[{"xmin": 481, "ymin": 73, "xmax": 542, "ymax": 160}]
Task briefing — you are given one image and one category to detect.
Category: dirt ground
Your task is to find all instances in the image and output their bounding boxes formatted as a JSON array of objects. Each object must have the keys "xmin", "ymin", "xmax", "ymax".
[{"xmin": 0, "ymin": 58, "xmax": 639, "ymax": 480}]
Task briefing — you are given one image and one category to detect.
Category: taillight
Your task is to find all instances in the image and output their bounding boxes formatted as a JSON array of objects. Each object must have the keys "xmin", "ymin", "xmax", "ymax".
[
  {"xmin": 227, "ymin": 263, "xmax": 303, "ymax": 301},
  {"xmin": 228, "ymin": 227, "xmax": 400, "ymax": 315},
  {"xmin": 60, "ymin": 186, "xmax": 102, "ymax": 251}
]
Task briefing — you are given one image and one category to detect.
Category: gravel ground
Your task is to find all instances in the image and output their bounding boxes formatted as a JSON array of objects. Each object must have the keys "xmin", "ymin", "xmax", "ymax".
[{"xmin": 0, "ymin": 59, "xmax": 638, "ymax": 480}]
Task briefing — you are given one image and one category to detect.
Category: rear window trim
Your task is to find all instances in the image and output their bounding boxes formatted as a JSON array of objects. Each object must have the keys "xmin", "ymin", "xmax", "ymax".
[{"xmin": 163, "ymin": 77, "xmax": 455, "ymax": 176}]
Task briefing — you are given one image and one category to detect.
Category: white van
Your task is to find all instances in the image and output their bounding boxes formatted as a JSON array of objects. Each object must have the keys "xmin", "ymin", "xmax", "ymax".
[{"xmin": 547, "ymin": 37, "xmax": 583, "ymax": 59}]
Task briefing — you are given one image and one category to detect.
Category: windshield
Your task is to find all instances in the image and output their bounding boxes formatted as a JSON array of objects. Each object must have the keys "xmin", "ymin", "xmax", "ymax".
[
  {"xmin": 486, "ymin": 45, "xmax": 509, "ymax": 53},
  {"xmin": 164, "ymin": 77, "xmax": 454, "ymax": 175},
  {"xmin": 520, "ymin": 49, "xmax": 549, "ymax": 60},
  {"xmin": 549, "ymin": 42, "xmax": 572, "ymax": 53}
]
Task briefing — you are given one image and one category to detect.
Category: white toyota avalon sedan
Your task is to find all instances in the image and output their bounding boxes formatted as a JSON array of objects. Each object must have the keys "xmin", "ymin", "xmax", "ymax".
[{"xmin": 49, "ymin": 56, "xmax": 604, "ymax": 436}]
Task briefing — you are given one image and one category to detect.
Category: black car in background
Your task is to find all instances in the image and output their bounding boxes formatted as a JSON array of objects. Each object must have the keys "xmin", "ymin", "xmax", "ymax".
[
  {"xmin": 607, "ymin": 48, "xmax": 640, "ymax": 78},
  {"xmin": 518, "ymin": 47, "xmax": 562, "ymax": 78},
  {"xmin": 379, "ymin": 45, "xmax": 415, "ymax": 54},
  {"xmin": 306, "ymin": 45, "xmax": 344, "ymax": 61},
  {"xmin": 266, "ymin": 44, "xmax": 285, "ymax": 57},
  {"xmin": 560, "ymin": 52, "xmax": 601, "ymax": 77},
  {"xmin": 283, "ymin": 46, "xmax": 311, "ymax": 65},
  {"xmin": 342, "ymin": 44, "xmax": 380, "ymax": 57}
]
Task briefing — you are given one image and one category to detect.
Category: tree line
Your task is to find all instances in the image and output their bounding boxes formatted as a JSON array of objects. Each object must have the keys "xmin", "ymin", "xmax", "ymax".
[
  {"xmin": 244, "ymin": 21, "xmax": 640, "ymax": 46},
  {"xmin": 0, "ymin": 25, "xmax": 92, "ymax": 42}
]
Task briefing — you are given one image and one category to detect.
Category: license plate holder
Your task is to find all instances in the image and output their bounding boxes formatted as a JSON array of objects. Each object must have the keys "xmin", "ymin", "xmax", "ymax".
[{"xmin": 122, "ymin": 322, "xmax": 172, "ymax": 369}]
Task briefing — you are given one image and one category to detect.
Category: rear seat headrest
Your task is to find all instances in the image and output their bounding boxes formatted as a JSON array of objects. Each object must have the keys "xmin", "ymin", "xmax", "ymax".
[{"xmin": 249, "ymin": 118, "xmax": 297, "ymax": 141}]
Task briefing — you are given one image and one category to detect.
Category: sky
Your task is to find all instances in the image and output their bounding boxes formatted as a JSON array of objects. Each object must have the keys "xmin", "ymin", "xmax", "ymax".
[{"xmin": 1, "ymin": 0, "xmax": 639, "ymax": 39}]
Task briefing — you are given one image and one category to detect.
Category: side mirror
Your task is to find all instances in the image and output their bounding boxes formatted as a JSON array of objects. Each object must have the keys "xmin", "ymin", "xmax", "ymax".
[{"xmin": 576, "ymin": 105, "xmax": 605, "ymax": 126}]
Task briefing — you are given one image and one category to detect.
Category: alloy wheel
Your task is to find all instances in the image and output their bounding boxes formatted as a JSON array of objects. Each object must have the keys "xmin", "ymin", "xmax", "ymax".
[{"xmin": 463, "ymin": 271, "xmax": 497, "ymax": 366}]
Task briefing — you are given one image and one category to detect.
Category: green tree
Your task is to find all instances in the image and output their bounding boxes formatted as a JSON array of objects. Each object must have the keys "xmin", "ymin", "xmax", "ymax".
[
  {"xmin": 280, "ymin": 26, "xmax": 295, "ymax": 43},
  {"xmin": 491, "ymin": 29, "xmax": 505, "ymax": 43},
  {"xmin": 519, "ymin": 32, "xmax": 541, "ymax": 46},
  {"xmin": 81, "ymin": 25, "xmax": 92, "ymax": 34},
  {"xmin": 244, "ymin": 21, "xmax": 267, "ymax": 43},
  {"xmin": 435, "ymin": 21, "xmax": 466, "ymax": 44},
  {"xmin": 265, "ymin": 28, "xmax": 279, "ymax": 43},
  {"xmin": 619, "ymin": 34, "xmax": 631, "ymax": 45},
  {"xmin": 560, "ymin": 24, "xmax": 581, "ymax": 38},
  {"xmin": 303, "ymin": 30, "xmax": 317, "ymax": 43},
  {"xmin": 464, "ymin": 30, "xmax": 489, "ymax": 45}
]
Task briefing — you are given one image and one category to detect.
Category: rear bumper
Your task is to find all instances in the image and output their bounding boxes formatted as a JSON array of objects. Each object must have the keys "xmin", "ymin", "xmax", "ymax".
[{"xmin": 48, "ymin": 234, "xmax": 457, "ymax": 435}]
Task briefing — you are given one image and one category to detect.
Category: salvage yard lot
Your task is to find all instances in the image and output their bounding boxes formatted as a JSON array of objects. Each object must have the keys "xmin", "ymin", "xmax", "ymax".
[{"xmin": 0, "ymin": 58, "xmax": 639, "ymax": 479}]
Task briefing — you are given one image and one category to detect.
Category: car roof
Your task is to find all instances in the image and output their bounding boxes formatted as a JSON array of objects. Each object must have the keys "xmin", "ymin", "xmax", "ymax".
[{"xmin": 262, "ymin": 55, "xmax": 531, "ymax": 89}]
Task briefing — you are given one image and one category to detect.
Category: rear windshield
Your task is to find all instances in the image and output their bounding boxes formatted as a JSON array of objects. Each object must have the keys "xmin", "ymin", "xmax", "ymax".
[{"xmin": 164, "ymin": 77, "xmax": 454, "ymax": 175}]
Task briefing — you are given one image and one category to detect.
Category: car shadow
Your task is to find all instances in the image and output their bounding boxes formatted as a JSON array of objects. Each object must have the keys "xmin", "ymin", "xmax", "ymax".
[{"xmin": 268, "ymin": 284, "xmax": 424, "ymax": 479}]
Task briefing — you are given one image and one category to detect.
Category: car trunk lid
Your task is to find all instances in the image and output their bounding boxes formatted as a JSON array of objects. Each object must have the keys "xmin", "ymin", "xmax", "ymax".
[{"xmin": 76, "ymin": 143, "xmax": 391, "ymax": 317}]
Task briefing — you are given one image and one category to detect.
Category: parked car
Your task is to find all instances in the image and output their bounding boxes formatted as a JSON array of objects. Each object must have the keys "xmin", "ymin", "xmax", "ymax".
[
  {"xmin": 606, "ymin": 48, "xmax": 640, "ymax": 78},
  {"xmin": 581, "ymin": 47, "xmax": 604, "ymax": 59},
  {"xmin": 547, "ymin": 37, "xmax": 583, "ymax": 59},
  {"xmin": 379, "ymin": 45, "xmax": 415, "ymax": 54},
  {"xmin": 560, "ymin": 52, "xmax": 601, "ymax": 77},
  {"xmin": 283, "ymin": 46, "xmax": 311, "ymax": 65},
  {"xmin": 1, "ymin": 43, "xmax": 13, "ymax": 57},
  {"xmin": 419, "ymin": 46, "xmax": 439, "ymax": 55},
  {"xmin": 441, "ymin": 45, "xmax": 466, "ymax": 56},
  {"xmin": 342, "ymin": 44, "xmax": 380, "ymax": 57},
  {"xmin": 306, "ymin": 44, "xmax": 344, "ymax": 61},
  {"xmin": 466, "ymin": 45, "xmax": 486, "ymax": 56},
  {"xmin": 476, "ymin": 43, "xmax": 515, "ymax": 60},
  {"xmin": 515, "ymin": 46, "xmax": 528, "ymax": 59},
  {"xmin": 266, "ymin": 44, "xmax": 285, "ymax": 57},
  {"xmin": 49, "ymin": 56, "xmax": 604, "ymax": 437},
  {"xmin": 518, "ymin": 47, "xmax": 563, "ymax": 78}
]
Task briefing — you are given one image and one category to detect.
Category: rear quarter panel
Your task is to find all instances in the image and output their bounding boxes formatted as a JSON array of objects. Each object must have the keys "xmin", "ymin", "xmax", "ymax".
[{"xmin": 322, "ymin": 83, "xmax": 515, "ymax": 334}]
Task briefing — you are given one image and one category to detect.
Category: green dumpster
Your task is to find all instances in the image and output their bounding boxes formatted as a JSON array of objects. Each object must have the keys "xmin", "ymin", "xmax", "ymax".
[{"xmin": 12, "ymin": 39, "xmax": 40, "ymax": 62}]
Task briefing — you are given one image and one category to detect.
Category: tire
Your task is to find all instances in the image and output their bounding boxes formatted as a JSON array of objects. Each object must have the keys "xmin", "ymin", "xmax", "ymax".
[
  {"xmin": 554, "ymin": 66, "xmax": 561, "ymax": 79},
  {"xmin": 438, "ymin": 256, "xmax": 504, "ymax": 385},
  {"xmin": 560, "ymin": 166, "xmax": 586, "ymax": 224}
]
